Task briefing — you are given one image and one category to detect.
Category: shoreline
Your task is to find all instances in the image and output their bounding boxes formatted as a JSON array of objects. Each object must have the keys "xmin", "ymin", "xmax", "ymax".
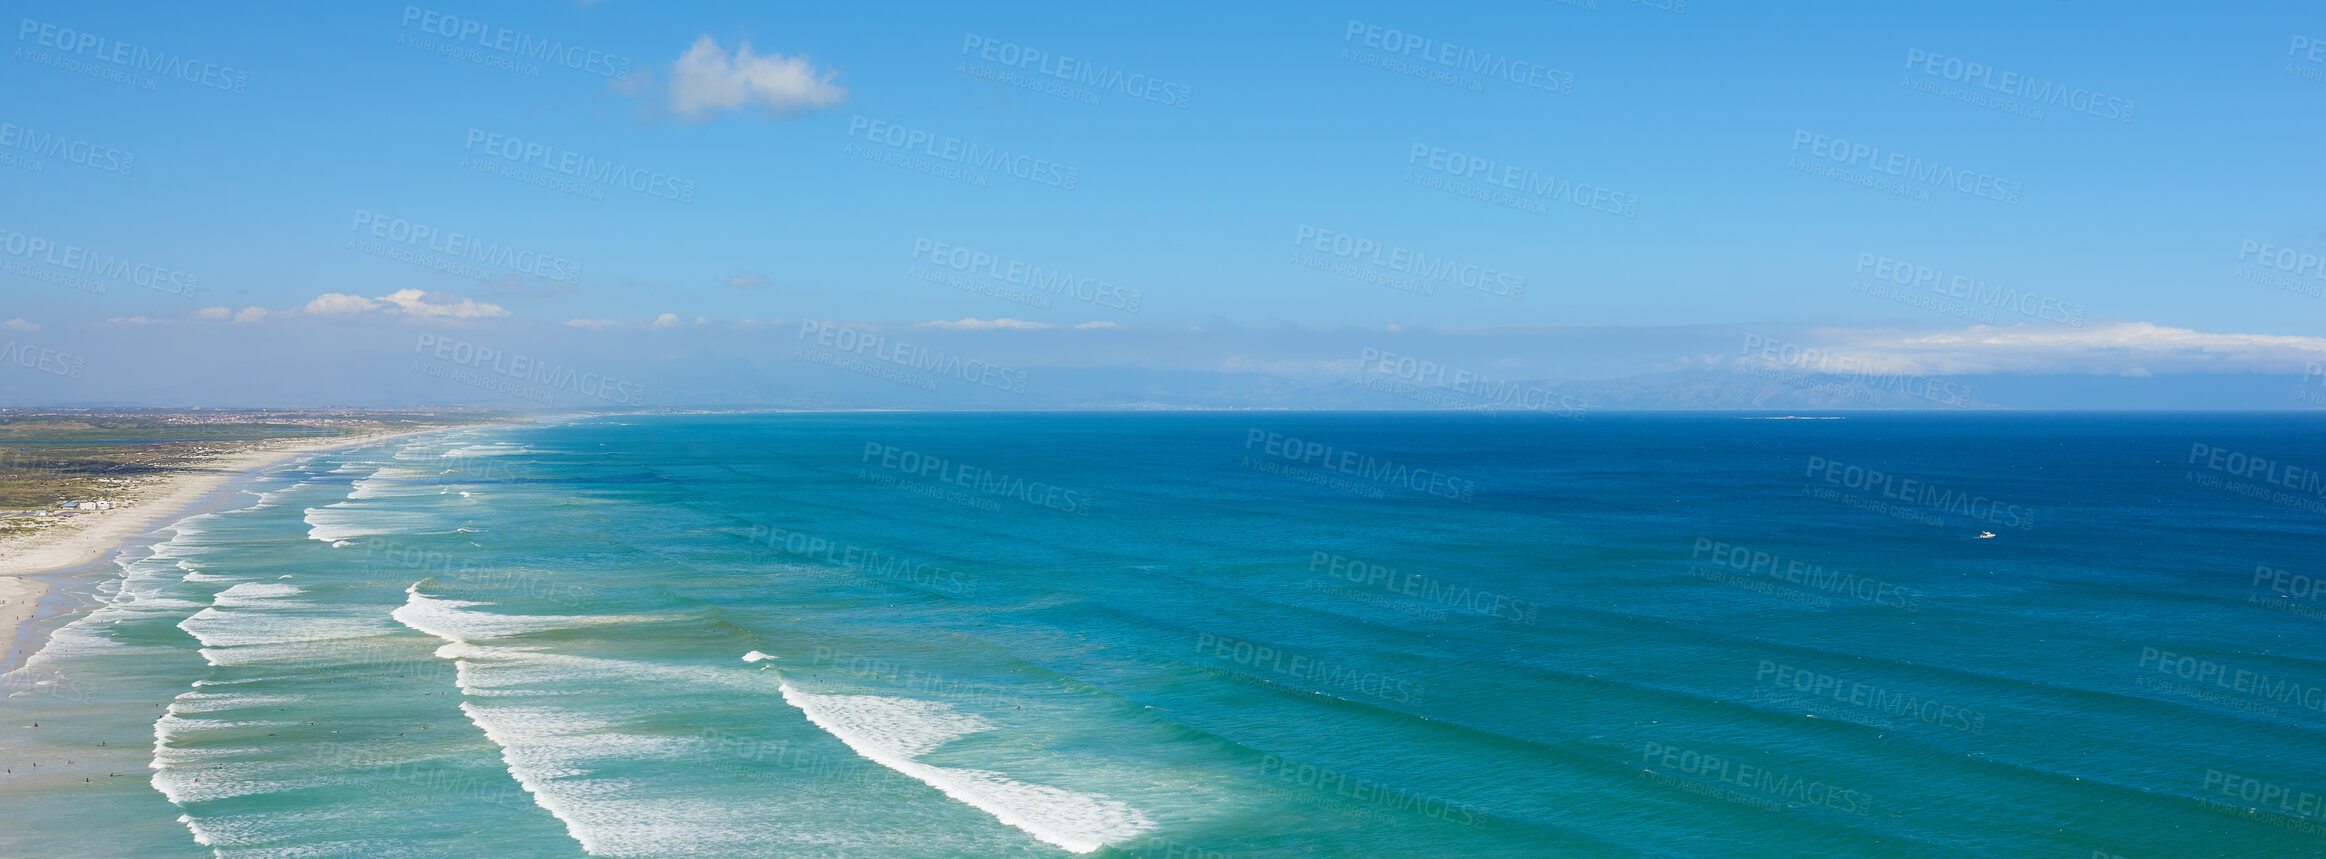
[{"xmin": 0, "ymin": 423, "xmax": 501, "ymax": 672}]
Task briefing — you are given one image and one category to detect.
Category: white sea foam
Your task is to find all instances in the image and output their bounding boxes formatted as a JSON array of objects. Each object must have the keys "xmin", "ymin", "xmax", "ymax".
[
  {"xmin": 779, "ymin": 680, "xmax": 1155, "ymax": 853},
  {"xmin": 177, "ymin": 814, "xmax": 214, "ymax": 846},
  {"xmin": 150, "ymin": 755, "xmax": 336, "ymax": 805},
  {"xmin": 168, "ymin": 691, "xmax": 303, "ymax": 713},
  {"xmin": 454, "ymin": 700, "xmax": 796, "ymax": 857},
  {"xmin": 178, "ymin": 609, "xmax": 394, "ymax": 650},
  {"xmin": 303, "ymin": 503, "xmax": 447, "ymax": 544},
  {"xmin": 445, "ymin": 443, "xmax": 526, "ymax": 458},
  {"xmin": 394, "ymin": 589, "xmax": 570, "ymax": 643},
  {"xmin": 2, "ymin": 516, "xmax": 220, "ymax": 683},
  {"xmin": 391, "ymin": 585, "xmax": 658, "ymax": 645},
  {"xmin": 301, "ymin": 504, "xmax": 374, "ymax": 543},
  {"xmin": 246, "ymin": 481, "xmax": 311, "ymax": 509},
  {"xmin": 156, "ymin": 712, "xmax": 288, "ymax": 734},
  {"xmin": 347, "ymin": 466, "xmax": 439, "ymax": 500},
  {"xmin": 389, "ymin": 590, "xmax": 798, "ymax": 856},
  {"xmin": 209, "ymin": 582, "xmax": 305, "ymax": 607},
  {"xmin": 195, "ymin": 643, "xmax": 349, "ymax": 668}
]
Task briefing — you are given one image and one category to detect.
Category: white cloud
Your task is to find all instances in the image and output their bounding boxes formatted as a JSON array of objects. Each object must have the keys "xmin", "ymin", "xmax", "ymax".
[
  {"xmin": 233, "ymin": 307, "xmax": 268, "ymax": 323},
  {"xmin": 918, "ymin": 317, "xmax": 1053, "ymax": 331},
  {"xmin": 669, "ymin": 36, "xmax": 845, "ymax": 120},
  {"xmin": 106, "ymin": 316, "xmax": 162, "ymax": 325},
  {"xmin": 726, "ymin": 270, "xmax": 774, "ymax": 289},
  {"xmin": 197, "ymin": 307, "xmax": 231, "ymax": 320},
  {"xmin": 1742, "ymin": 321, "xmax": 2326, "ymax": 376},
  {"xmin": 303, "ymin": 293, "xmax": 382, "ymax": 315},
  {"xmin": 1074, "ymin": 321, "xmax": 1121, "ymax": 330},
  {"xmin": 302, "ymin": 290, "xmax": 508, "ymax": 320},
  {"xmin": 3, "ymin": 318, "xmax": 38, "ymax": 331},
  {"xmin": 567, "ymin": 314, "xmax": 692, "ymax": 330},
  {"xmin": 378, "ymin": 289, "xmax": 510, "ymax": 319}
]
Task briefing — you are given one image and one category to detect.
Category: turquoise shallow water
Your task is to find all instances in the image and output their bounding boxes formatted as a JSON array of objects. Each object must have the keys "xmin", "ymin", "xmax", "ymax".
[{"xmin": 4, "ymin": 412, "xmax": 2325, "ymax": 857}]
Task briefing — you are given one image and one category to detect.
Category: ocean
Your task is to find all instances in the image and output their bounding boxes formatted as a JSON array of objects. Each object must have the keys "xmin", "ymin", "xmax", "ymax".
[{"xmin": 3, "ymin": 412, "xmax": 2324, "ymax": 857}]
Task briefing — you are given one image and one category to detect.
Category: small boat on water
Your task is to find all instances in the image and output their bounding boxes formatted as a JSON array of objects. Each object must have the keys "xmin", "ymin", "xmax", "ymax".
[{"xmin": 1977, "ymin": 531, "xmax": 1997, "ymax": 539}]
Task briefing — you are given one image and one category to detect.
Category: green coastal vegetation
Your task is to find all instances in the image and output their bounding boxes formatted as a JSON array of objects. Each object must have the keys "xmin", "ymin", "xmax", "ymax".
[{"xmin": 0, "ymin": 409, "xmax": 483, "ymax": 520}]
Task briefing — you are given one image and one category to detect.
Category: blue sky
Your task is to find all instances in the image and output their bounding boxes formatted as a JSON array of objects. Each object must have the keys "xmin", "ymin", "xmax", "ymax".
[{"xmin": 6, "ymin": 1, "xmax": 2326, "ymax": 408}]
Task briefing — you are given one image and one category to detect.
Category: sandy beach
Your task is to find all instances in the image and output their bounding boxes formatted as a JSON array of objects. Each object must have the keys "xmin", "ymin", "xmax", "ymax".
[{"xmin": 0, "ymin": 425, "xmax": 490, "ymax": 668}]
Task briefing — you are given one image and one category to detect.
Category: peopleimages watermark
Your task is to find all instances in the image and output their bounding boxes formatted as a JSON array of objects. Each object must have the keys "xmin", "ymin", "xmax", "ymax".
[
  {"xmin": 0, "ymin": 664, "xmax": 97, "ymax": 706},
  {"xmin": 1242, "ymin": 429, "xmax": 1478, "ymax": 502},
  {"xmin": 0, "ymin": 338, "xmax": 84, "ymax": 380},
  {"xmin": 15, "ymin": 18, "xmax": 248, "ymax": 93},
  {"xmin": 860, "ymin": 442, "xmax": 1092, "ymax": 515},
  {"xmin": 1900, "ymin": 49, "xmax": 2135, "ymax": 123},
  {"xmin": 2252, "ymin": 564, "xmax": 2326, "ymax": 620},
  {"xmin": 1355, "ymin": 347, "xmax": 1587, "ymax": 417},
  {"xmin": 1406, "ymin": 144, "xmax": 1638, "ymax": 218},
  {"xmin": 1194, "ymin": 632, "xmax": 1424, "ymax": 704},
  {"xmin": 1293, "ymin": 225, "xmax": 1523, "ymax": 300},
  {"xmin": 411, "ymin": 333, "xmax": 647, "ymax": 406},
  {"xmin": 1852, "ymin": 252, "xmax": 2085, "ymax": 326},
  {"xmin": 1639, "ymin": 741, "xmax": 1873, "ymax": 815},
  {"xmin": 460, "ymin": 128, "xmax": 695, "ymax": 204},
  {"xmin": 0, "ymin": 121, "xmax": 133, "ymax": 175},
  {"xmin": 807, "ymin": 645, "xmax": 1035, "ymax": 711},
  {"xmin": 1308, "ymin": 552, "xmax": 1540, "ymax": 624},
  {"xmin": 2285, "ymin": 35, "xmax": 2326, "ymax": 84},
  {"xmin": 1753, "ymin": 660, "xmax": 1990, "ymax": 734},
  {"xmin": 794, "ymin": 321, "xmax": 1031, "ymax": 395},
  {"xmin": 309, "ymin": 745, "xmax": 531, "ymax": 810},
  {"xmin": 1122, "ymin": 836, "xmax": 1249, "ymax": 859},
  {"xmin": 1803, "ymin": 455, "xmax": 2033, "ymax": 530},
  {"xmin": 2199, "ymin": 770, "xmax": 2326, "ymax": 835},
  {"xmin": 2188, "ymin": 443, "xmax": 2326, "ymax": 495},
  {"xmin": 2233, "ymin": 239, "xmax": 2326, "ymax": 301},
  {"xmin": 365, "ymin": 542, "xmax": 592, "ymax": 609},
  {"xmin": 908, "ymin": 238, "xmax": 1141, "ymax": 312},
  {"xmin": 2186, "ymin": 442, "xmax": 2326, "ymax": 515},
  {"xmin": 1739, "ymin": 334, "xmax": 1975, "ymax": 408},
  {"xmin": 1787, "ymin": 130, "xmax": 2023, "ymax": 205},
  {"xmin": 1691, "ymin": 539, "xmax": 1922, "ymax": 611},
  {"xmin": 1257, "ymin": 754, "xmax": 1487, "ymax": 826},
  {"xmin": 742, "ymin": 522, "xmax": 977, "ymax": 596},
  {"xmin": 1340, "ymin": 20, "xmax": 1574, "ymax": 96},
  {"xmin": 844, "ymin": 115, "xmax": 1079, "ymax": 190},
  {"xmin": 2139, "ymin": 647, "xmax": 2326, "ymax": 717},
  {"xmin": 0, "ymin": 228, "xmax": 201, "ymax": 298},
  {"xmin": 957, "ymin": 34, "xmax": 1191, "ymax": 109},
  {"xmin": 397, "ymin": 6, "xmax": 634, "ymax": 80},
  {"xmin": 351, "ymin": 210, "xmax": 583, "ymax": 284}
]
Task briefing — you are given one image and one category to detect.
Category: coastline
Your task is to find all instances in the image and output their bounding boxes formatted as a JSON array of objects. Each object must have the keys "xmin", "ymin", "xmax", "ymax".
[{"xmin": 0, "ymin": 423, "xmax": 499, "ymax": 672}]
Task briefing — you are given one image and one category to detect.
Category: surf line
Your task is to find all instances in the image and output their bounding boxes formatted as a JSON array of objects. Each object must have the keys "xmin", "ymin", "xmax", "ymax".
[{"xmin": 744, "ymin": 651, "xmax": 1155, "ymax": 853}]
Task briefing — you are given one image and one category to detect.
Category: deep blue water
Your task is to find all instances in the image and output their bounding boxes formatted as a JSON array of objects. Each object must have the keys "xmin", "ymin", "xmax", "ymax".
[{"xmin": 3, "ymin": 412, "xmax": 2324, "ymax": 857}]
